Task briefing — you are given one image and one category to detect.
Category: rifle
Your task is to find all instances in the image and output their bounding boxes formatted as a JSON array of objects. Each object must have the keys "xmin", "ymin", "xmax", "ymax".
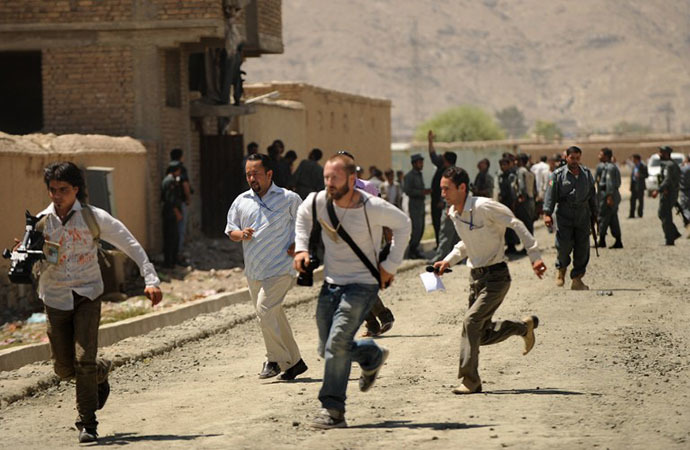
[
  {"xmin": 675, "ymin": 201, "xmax": 690, "ymax": 226},
  {"xmin": 590, "ymin": 214, "xmax": 599, "ymax": 257}
]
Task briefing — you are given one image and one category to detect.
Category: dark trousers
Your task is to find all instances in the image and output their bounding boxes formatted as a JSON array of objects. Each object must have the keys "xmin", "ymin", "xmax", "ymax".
[
  {"xmin": 598, "ymin": 199, "xmax": 621, "ymax": 242},
  {"xmin": 555, "ymin": 220, "xmax": 590, "ymax": 278},
  {"xmin": 431, "ymin": 201, "xmax": 443, "ymax": 245},
  {"xmin": 458, "ymin": 266, "xmax": 526, "ymax": 389},
  {"xmin": 659, "ymin": 193, "xmax": 680, "ymax": 242},
  {"xmin": 407, "ymin": 203, "xmax": 425, "ymax": 256},
  {"xmin": 45, "ymin": 293, "xmax": 110, "ymax": 430},
  {"xmin": 514, "ymin": 199, "xmax": 535, "ymax": 235},
  {"xmin": 430, "ymin": 212, "xmax": 460, "ymax": 263},
  {"xmin": 629, "ymin": 187, "xmax": 645, "ymax": 218},
  {"xmin": 162, "ymin": 213, "xmax": 179, "ymax": 267},
  {"xmin": 364, "ymin": 296, "xmax": 394, "ymax": 333}
]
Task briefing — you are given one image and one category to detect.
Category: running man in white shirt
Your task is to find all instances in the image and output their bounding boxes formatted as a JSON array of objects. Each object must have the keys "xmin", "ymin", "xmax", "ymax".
[
  {"xmin": 226, "ymin": 153, "xmax": 307, "ymax": 382},
  {"xmin": 294, "ymin": 154, "xmax": 411, "ymax": 428},
  {"xmin": 36, "ymin": 162, "xmax": 162, "ymax": 443},
  {"xmin": 433, "ymin": 167, "xmax": 547, "ymax": 394}
]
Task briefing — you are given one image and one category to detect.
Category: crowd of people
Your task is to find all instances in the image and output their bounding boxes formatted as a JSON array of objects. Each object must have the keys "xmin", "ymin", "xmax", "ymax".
[{"xmin": 24, "ymin": 136, "xmax": 690, "ymax": 441}]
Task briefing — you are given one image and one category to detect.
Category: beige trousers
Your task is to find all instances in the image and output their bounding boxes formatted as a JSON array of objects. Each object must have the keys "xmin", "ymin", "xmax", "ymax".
[{"xmin": 247, "ymin": 274, "xmax": 301, "ymax": 371}]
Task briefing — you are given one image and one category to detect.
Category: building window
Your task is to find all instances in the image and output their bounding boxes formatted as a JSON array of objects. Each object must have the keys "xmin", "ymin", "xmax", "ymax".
[
  {"xmin": 165, "ymin": 49, "xmax": 181, "ymax": 108},
  {"xmin": 0, "ymin": 51, "xmax": 43, "ymax": 134}
]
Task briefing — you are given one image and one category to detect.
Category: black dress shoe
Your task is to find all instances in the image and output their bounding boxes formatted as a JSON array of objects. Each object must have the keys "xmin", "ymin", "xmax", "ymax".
[
  {"xmin": 259, "ymin": 361, "xmax": 281, "ymax": 379},
  {"xmin": 609, "ymin": 241, "xmax": 623, "ymax": 249},
  {"xmin": 278, "ymin": 359, "xmax": 308, "ymax": 381}
]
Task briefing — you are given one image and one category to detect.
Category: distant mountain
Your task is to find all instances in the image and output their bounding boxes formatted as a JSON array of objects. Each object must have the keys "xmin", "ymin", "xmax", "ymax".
[{"xmin": 245, "ymin": 0, "xmax": 690, "ymax": 140}]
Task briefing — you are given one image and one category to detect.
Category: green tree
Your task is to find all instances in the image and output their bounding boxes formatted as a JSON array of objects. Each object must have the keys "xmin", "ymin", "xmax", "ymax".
[
  {"xmin": 533, "ymin": 120, "xmax": 563, "ymax": 142},
  {"xmin": 415, "ymin": 105, "xmax": 506, "ymax": 142},
  {"xmin": 612, "ymin": 121, "xmax": 652, "ymax": 136},
  {"xmin": 495, "ymin": 106, "xmax": 528, "ymax": 138}
]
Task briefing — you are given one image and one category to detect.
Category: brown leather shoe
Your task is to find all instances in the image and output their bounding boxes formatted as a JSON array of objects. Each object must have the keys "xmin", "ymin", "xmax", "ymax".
[
  {"xmin": 522, "ymin": 315, "xmax": 539, "ymax": 355},
  {"xmin": 571, "ymin": 276, "xmax": 589, "ymax": 290},
  {"xmin": 452, "ymin": 383, "xmax": 482, "ymax": 394}
]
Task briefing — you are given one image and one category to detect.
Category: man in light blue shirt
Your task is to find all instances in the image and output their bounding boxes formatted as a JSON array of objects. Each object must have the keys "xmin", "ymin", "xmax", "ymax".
[{"xmin": 226, "ymin": 153, "xmax": 307, "ymax": 381}]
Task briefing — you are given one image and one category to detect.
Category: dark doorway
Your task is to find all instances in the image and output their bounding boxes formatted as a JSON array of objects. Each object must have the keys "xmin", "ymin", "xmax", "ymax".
[
  {"xmin": 0, "ymin": 51, "xmax": 43, "ymax": 134},
  {"xmin": 200, "ymin": 134, "xmax": 244, "ymax": 237}
]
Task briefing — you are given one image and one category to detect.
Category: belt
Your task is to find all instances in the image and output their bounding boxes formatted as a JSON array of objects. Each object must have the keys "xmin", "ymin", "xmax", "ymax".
[{"xmin": 470, "ymin": 262, "xmax": 508, "ymax": 276}]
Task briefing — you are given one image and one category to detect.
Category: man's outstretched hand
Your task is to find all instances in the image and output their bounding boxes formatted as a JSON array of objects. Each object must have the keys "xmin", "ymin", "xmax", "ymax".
[
  {"xmin": 532, "ymin": 260, "xmax": 547, "ymax": 279},
  {"xmin": 145, "ymin": 286, "xmax": 163, "ymax": 306}
]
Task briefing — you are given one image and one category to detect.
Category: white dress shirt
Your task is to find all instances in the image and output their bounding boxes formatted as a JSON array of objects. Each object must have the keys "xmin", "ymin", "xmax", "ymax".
[
  {"xmin": 443, "ymin": 194, "xmax": 541, "ymax": 269},
  {"xmin": 295, "ymin": 189, "xmax": 411, "ymax": 285},
  {"xmin": 225, "ymin": 182, "xmax": 301, "ymax": 281},
  {"xmin": 38, "ymin": 200, "xmax": 160, "ymax": 310},
  {"xmin": 531, "ymin": 161, "xmax": 551, "ymax": 199}
]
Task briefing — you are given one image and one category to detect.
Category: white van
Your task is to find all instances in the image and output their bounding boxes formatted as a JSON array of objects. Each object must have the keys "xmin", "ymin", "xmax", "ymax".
[{"xmin": 645, "ymin": 152, "xmax": 685, "ymax": 194}]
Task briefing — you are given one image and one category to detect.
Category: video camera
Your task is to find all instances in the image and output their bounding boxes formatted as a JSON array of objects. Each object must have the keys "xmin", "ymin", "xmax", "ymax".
[{"xmin": 2, "ymin": 211, "xmax": 46, "ymax": 284}]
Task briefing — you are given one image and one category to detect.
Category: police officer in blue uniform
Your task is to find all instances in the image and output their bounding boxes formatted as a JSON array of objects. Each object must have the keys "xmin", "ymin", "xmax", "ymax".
[
  {"xmin": 595, "ymin": 147, "xmax": 623, "ymax": 248},
  {"xmin": 543, "ymin": 146, "xmax": 597, "ymax": 290}
]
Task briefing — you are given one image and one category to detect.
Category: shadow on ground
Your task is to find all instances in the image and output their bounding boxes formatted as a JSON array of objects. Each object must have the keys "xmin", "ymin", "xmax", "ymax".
[
  {"xmin": 348, "ymin": 420, "xmax": 491, "ymax": 430},
  {"xmin": 483, "ymin": 388, "xmax": 597, "ymax": 396},
  {"xmin": 98, "ymin": 432, "xmax": 222, "ymax": 445}
]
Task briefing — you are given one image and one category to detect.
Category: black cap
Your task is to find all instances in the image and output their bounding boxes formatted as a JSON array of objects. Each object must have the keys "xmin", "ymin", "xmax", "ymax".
[{"xmin": 659, "ymin": 145, "xmax": 673, "ymax": 153}]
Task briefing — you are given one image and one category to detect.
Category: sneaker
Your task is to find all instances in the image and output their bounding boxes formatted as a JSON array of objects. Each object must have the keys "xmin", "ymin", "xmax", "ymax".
[
  {"xmin": 78, "ymin": 428, "xmax": 98, "ymax": 443},
  {"xmin": 378, "ymin": 320, "xmax": 394, "ymax": 335},
  {"xmin": 522, "ymin": 315, "xmax": 539, "ymax": 355},
  {"xmin": 359, "ymin": 347, "xmax": 389, "ymax": 392},
  {"xmin": 278, "ymin": 359, "xmax": 308, "ymax": 381},
  {"xmin": 259, "ymin": 361, "xmax": 281, "ymax": 379},
  {"xmin": 311, "ymin": 408, "xmax": 347, "ymax": 429},
  {"xmin": 451, "ymin": 383, "xmax": 482, "ymax": 394}
]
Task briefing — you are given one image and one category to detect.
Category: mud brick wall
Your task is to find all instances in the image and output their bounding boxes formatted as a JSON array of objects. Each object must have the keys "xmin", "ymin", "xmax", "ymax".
[
  {"xmin": 42, "ymin": 46, "xmax": 135, "ymax": 136},
  {"xmin": 0, "ymin": 1, "xmax": 133, "ymax": 24},
  {"xmin": 153, "ymin": 0, "xmax": 222, "ymax": 20},
  {"xmin": 257, "ymin": 0, "xmax": 282, "ymax": 39},
  {"xmin": 0, "ymin": 0, "xmax": 223, "ymax": 24}
]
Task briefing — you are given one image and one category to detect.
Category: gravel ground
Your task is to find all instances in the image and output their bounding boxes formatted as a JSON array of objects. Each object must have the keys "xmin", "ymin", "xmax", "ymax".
[{"xmin": 0, "ymin": 195, "xmax": 689, "ymax": 449}]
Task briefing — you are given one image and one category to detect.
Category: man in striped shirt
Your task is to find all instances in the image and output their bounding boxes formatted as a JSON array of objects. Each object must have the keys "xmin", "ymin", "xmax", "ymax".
[{"xmin": 226, "ymin": 153, "xmax": 308, "ymax": 381}]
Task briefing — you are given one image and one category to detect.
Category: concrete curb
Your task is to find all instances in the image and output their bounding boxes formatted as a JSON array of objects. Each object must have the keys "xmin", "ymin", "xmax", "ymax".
[{"xmin": 0, "ymin": 259, "xmax": 426, "ymax": 407}]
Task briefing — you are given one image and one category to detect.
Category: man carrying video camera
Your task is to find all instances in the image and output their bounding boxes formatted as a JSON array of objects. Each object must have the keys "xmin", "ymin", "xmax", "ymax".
[
  {"xmin": 34, "ymin": 162, "xmax": 162, "ymax": 443},
  {"xmin": 294, "ymin": 153, "xmax": 411, "ymax": 429}
]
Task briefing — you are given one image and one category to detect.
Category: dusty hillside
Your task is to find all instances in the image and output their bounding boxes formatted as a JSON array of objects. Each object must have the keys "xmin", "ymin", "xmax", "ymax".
[{"xmin": 246, "ymin": 0, "xmax": 690, "ymax": 140}]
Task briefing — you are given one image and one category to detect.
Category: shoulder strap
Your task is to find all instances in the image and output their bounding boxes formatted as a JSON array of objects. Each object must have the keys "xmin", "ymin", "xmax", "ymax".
[
  {"xmin": 308, "ymin": 193, "xmax": 322, "ymax": 250},
  {"xmin": 326, "ymin": 199, "xmax": 381, "ymax": 287},
  {"xmin": 81, "ymin": 205, "xmax": 111, "ymax": 267},
  {"xmin": 80, "ymin": 205, "xmax": 101, "ymax": 242},
  {"xmin": 36, "ymin": 215, "xmax": 47, "ymax": 234}
]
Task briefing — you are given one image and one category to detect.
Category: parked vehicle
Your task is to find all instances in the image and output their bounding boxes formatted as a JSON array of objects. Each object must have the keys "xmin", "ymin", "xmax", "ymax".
[{"xmin": 645, "ymin": 152, "xmax": 684, "ymax": 194}]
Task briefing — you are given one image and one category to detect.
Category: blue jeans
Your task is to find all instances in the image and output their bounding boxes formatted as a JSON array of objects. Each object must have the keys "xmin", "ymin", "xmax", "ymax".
[{"xmin": 316, "ymin": 282, "xmax": 383, "ymax": 412}]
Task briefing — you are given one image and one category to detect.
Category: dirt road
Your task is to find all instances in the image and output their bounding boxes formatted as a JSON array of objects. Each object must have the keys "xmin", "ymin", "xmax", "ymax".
[{"xmin": 1, "ymin": 198, "xmax": 688, "ymax": 449}]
